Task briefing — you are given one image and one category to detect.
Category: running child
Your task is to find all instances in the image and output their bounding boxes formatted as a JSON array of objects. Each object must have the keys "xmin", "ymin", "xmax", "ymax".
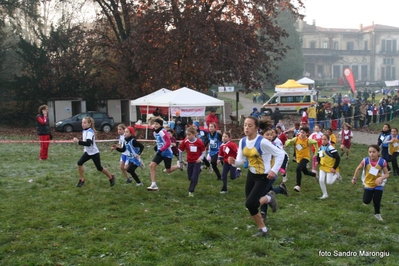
[
  {"xmin": 217, "ymin": 132, "xmax": 241, "ymax": 194},
  {"xmin": 309, "ymin": 124, "xmax": 323, "ymax": 173},
  {"xmin": 178, "ymin": 127, "xmax": 206, "ymax": 197},
  {"xmin": 113, "ymin": 126, "xmax": 144, "ymax": 186},
  {"xmin": 111, "ymin": 124, "xmax": 130, "ymax": 183},
  {"xmin": 317, "ymin": 133, "xmax": 341, "ymax": 199},
  {"xmin": 285, "ymin": 126, "xmax": 319, "ymax": 192},
  {"xmin": 325, "ymin": 128, "xmax": 337, "ymax": 147},
  {"xmin": 377, "ymin": 123, "xmax": 392, "ymax": 172},
  {"xmin": 193, "ymin": 121, "xmax": 211, "ymax": 172},
  {"xmin": 73, "ymin": 116, "xmax": 115, "ymax": 187},
  {"xmin": 352, "ymin": 145, "xmax": 389, "ymax": 221},
  {"xmin": 148, "ymin": 118, "xmax": 180, "ymax": 191},
  {"xmin": 285, "ymin": 122, "xmax": 301, "ymax": 162},
  {"xmin": 167, "ymin": 129, "xmax": 182, "ymax": 167},
  {"xmin": 338, "ymin": 123, "xmax": 353, "ymax": 159},
  {"xmin": 383, "ymin": 127, "xmax": 399, "ymax": 176},
  {"xmin": 205, "ymin": 122, "xmax": 223, "ymax": 180}
]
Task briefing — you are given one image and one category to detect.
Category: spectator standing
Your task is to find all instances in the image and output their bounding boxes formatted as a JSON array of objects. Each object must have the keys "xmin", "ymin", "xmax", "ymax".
[
  {"xmin": 36, "ymin": 104, "xmax": 51, "ymax": 160},
  {"xmin": 205, "ymin": 107, "xmax": 219, "ymax": 130}
]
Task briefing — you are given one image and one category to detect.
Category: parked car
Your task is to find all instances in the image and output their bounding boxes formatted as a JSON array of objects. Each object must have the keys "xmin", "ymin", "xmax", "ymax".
[{"xmin": 55, "ymin": 111, "xmax": 115, "ymax": 133}]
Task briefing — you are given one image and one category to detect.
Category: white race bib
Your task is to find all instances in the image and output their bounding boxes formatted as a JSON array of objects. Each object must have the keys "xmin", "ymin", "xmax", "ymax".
[
  {"xmin": 369, "ymin": 166, "xmax": 379, "ymax": 176},
  {"xmin": 190, "ymin": 146, "xmax": 198, "ymax": 152},
  {"xmin": 296, "ymin": 144, "xmax": 303, "ymax": 151}
]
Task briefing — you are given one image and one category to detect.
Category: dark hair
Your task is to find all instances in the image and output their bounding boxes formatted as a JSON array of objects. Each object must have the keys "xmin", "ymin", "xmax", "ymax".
[
  {"xmin": 300, "ymin": 126, "xmax": 310, "ymax": 134},
  {"xmin": 369, "ymin": 144, "xmax": 380, "ymax": 152},
  {"xmin": 223, "ymin": 131, "xmax": 231, "ymax": 138},
  {"xmin": 383, "ymin": 123, "xmax": 391, "ymax": 130},
  {"xmin": 244, "ymin": 116, "xmax": 259, "ymax": 128},
  {"xmin": 322, "ymin": 133, "xmax": 330, "ymax": 140}
]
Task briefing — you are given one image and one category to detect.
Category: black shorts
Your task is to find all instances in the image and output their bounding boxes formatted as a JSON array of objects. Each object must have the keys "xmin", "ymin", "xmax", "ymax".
[{"xmin": 152, "ymin": 153, "xmax": 173, "ymax": 169}]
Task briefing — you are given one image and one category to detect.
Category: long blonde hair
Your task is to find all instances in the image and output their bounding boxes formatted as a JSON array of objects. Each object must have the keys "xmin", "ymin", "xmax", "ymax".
[{"xmin": 83, "ymin": 116, "xmax": 97, "ymax": 135}]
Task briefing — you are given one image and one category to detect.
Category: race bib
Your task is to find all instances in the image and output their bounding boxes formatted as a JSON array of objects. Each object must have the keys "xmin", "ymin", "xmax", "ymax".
[
  {"xmin": 296, "ymin": 144, "xmax": 303, "ymax": 151},
  {"xmin": 190, "ymin": 146, "xmax": 198, "ymax": 152},
  {"xmin": 369, "ymin": 166, "xmax": 379, "ymax": 176}
]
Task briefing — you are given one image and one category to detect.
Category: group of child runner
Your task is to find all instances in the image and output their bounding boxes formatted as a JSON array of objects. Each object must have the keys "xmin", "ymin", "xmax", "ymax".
[{"xmin": 71, "ymin": 115, "xmax": 392, "ymax": 236}]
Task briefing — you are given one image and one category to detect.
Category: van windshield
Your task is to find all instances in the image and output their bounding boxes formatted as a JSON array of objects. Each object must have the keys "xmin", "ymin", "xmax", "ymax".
[{"xmin": 269, "ymin": 96, "xmax": 278, "ymax": 104}]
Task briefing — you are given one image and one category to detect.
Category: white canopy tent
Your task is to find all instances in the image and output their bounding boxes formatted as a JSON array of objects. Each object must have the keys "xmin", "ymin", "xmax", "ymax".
[
  {"xmin": 131, "ymin": 88, "xmax": 172, "ymax": 106},
  {"xmin": 297, "ymin": 77, "xmax": 315, "ymax": 85},
  {"xmin": 147, "ymin": 87, "xmax": 226, "ymax": 132}
]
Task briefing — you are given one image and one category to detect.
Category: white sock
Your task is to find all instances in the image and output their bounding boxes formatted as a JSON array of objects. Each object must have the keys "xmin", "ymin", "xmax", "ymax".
[
  {"xmin": 151, "ymin": 182, "xmax": 156, "ymax": 186},
  {"xmin": 261, "ymin": 227, "xmax": 268, "ymax": 232},
  {"xmin": 266, "ymin": 195, "xmax": 272, "ymax": 203}
]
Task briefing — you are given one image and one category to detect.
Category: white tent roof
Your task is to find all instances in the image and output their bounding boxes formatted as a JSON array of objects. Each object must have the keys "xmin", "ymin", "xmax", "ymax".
[
  {"xmin": 148, "ymin": 87, "xmax": 224, "ymax": 107},
  {"xmin": 130, "ymin": 88, "xmax": 172, "ymax": 106},
  {"xmin": 297, "ymin": 77, "xmax": 315, "ymax": 85}
]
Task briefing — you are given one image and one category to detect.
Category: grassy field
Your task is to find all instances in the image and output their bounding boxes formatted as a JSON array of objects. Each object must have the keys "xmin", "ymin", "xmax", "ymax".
[{"xmin": 1, "ymin": 132, "xmax": 399, "ymax": 265}]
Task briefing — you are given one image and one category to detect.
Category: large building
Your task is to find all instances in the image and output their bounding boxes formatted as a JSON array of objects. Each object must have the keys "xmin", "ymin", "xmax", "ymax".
[{"xmin": 297, "ymin": 20, "xmax": 399, "ymax": 86}]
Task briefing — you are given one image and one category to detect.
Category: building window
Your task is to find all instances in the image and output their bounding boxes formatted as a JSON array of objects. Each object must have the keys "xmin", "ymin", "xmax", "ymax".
[
  {"xmin": 346, "ymin": 42, "xmax": 354, "ymax": 50},
  {"xmin": 322, "ymin": 41, "xmax": 328, "ymax": 49},
  {"xmin": 383, "ymin": 58, "xmax": 394, "ymax": 65},
  {"xmin": 364, "ymin": 41, "xmax": 368, "ymax": 50},
  {"xmin": 333, "ymin": 42, "xmax": 338, "ymax": 50},
  {"xmin": 361, "ymin": 65, "xmax": 368, "ymax": 80},
  {"xmin": 317, "ymin": 65, "xmax": 323, "ymax": 77},
  {"xmin": 381, "ymin": 39, "xmax": 397, "ymax": 53},
  {"xmin": 310, "ymin": 41, "xmax": 316, "ymax": 48}
]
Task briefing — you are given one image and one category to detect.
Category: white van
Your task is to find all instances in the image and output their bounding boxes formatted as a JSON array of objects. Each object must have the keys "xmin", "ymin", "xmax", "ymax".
[{"xmin": 261, "ymin": 90, "xmax": 318, "ymax": 115}]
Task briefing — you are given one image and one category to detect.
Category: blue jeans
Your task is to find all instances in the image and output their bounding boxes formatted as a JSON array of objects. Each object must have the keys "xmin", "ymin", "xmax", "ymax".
[{"xmin": 309, "ymin": 118, "xmax": 315, "ymax": 131}]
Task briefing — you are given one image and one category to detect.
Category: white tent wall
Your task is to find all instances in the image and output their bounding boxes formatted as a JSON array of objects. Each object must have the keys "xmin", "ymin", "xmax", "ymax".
[{"xmin": 140, "ymin": 87, "xmax": 226, "ymax": 137}]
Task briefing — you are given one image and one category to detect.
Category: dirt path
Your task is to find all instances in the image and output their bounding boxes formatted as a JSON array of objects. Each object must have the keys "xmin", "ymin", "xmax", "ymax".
[{"xmin": 220, "ymin": 91, "xmax": 379, "ymax": 145}]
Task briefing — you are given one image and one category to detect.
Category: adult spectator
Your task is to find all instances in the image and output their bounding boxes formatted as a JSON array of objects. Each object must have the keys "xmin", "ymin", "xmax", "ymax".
[
  {"xmin": 316, "ymin": 102, "xmax": 326, "ymax": 129},
  {"xmin": 271, "ymin": 107, "xmax": 283, "ymax": 126},
  {"xmin": 36, "ymin": 104, "xmax": 51, "ymax": 160},
  {"xmin": 331, "ymin": 103, "xmax": 340, "ymax": 130},
  {"xmin": 174, "ymin": 110, "xmax": 188, "ymax": 140},
  {"xmin": 307, "ymin": 102, "xmax": 317, "ymax": 131},
  {"xmin": 206, "ymin": 107, "xmax": 219, "ymax": 130},
  {"xmin": 250, "ymin": 107, "xmax": 261, "ymax": 118}
]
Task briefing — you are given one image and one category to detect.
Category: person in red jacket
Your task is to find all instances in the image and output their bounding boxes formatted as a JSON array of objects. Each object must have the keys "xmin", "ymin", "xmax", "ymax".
[
  {"xmin": 217, "ymin": 132, "xmax": 241, "ymax": 193},
  {"xmin": 179, "ymin": 127, "xmax": 206, "ymax": 197},
  {"xmin": 36, "ymin": 104, "xmax": 51, "ymax": 160},
  {"xmin": 206, "ymin": 107, "xmax": 219, "ymax": 130}
]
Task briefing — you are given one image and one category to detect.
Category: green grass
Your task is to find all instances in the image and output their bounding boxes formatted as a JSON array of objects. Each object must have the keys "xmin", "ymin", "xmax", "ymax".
[{"xmin": 1, "ymin": 139, "xmax": 399, "ymax": 265}]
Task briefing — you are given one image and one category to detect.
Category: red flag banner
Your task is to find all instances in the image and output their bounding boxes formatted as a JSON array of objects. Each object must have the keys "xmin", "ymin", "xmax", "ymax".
[{"xmin": 344, "ymin": 68, "xmax": 356, "ymax": 95}]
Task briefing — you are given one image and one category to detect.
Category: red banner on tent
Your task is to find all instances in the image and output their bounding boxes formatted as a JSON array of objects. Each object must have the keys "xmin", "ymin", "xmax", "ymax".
[{"xmin": 344, "ymin": 68, "xmax": 356, "ymax": 95}]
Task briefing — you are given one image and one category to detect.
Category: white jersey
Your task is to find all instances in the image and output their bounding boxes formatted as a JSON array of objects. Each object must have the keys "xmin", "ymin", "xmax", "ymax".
[
  {"xmin": 83, "ymin": 128, "xmax": 99, "ymax": 155},
  {"xmin": 119, "ymin": 135, "xmax": 129, "ymax": 156}
]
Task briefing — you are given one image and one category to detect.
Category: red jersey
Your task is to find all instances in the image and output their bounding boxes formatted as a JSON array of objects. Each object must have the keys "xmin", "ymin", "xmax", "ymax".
[
  {"xmin": 179, "ymin": 138, "xmax": 205, "ymax": 163},
  {"xmin": 278, "ymin": 132, "xmax": 287, "ymax": 145},
  {"xmin": 218, "ymin": 141, "xmax": 238, "ymax": 164}
]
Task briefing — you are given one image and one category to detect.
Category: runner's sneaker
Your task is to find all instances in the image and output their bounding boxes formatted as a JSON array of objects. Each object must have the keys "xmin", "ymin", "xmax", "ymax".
[
  {"xmin": 374, "ymin": 214, "xmax": 383, "ymax": 221},
  {"xmin": 125, "ymin": 177, "xmax": 132, "ymax": 184},
  {"xmin": 76, "ymin": 179, "xmax": 85, "ymax": 187},
  {"xmin": 139, "ymin": 159, "xmax": 145, "ymax": 170},
  {"xmin": 252, "ymin": 229, "xmax": 269, "ymax": 237},
  {"xmin": 267, "ymin": 191, "xmax": 278, "ymax": 213},
  {"xmin": 188, "ymin": 192, "xmax": 194, "ymax": 197},
  {"xmin": 279, "ymin": 183, "xmax": 289, "ymax": 197},
  {"xmin": 282, "ymin": 175, "xmax": 288, "ymax": 183},
  {"xmin": 147, "ymin": 184, "xmax": 159, "ymax": 191},
  {"xmin": 109, "ymin": 175, "xmax": 116, "ymax": 187},
  {"xmin": 136, "ymin": 182, "xmax": 143, "ymax": 186},
  {"xmin": 294, "ymin": 185, "xmax": 301, "ymax": 192},
  {"xmin": 220, "ymin": 190, "xmax": 228, "ymax": 194},
  {"xmin": 209, "ymin": 167, "xmax": 213, "ymax": 174},
  {"xmin": 234, "ymin": 167, "xmax": 241, "ymax": 179},
  {"xmin": 333, "ymin": 173, "xmax": 342, "ymax": 182}
]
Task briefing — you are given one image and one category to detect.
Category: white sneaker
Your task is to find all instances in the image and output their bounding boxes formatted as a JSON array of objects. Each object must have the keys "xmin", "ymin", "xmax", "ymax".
[
  {"xmin": 282, "ymin": 175, "xmax": 288, "ymax": 183},
  {"xmin": 139, "ymin": 159, "xmax": 145, "ymax": 170},
  {"xmin": 136, "ymin": 182, "xmax": 143, "ymax": 186},
  {"xmin": 294, "ymin": 185, "xmax": 301, "ymax": 192},
  {"xmin": 319, "ymin": 195, "xmax": 328, "ymax": 199},
  {"xmin": 147, "ymin": 184, "xmax": 159, "ymax": 191},
  {"xmin": 163, "ymin": 169, "xmax": 167, "ymax": 172},
  {"xmin": 177, "ymin": 161, "xmax": 181, "ymax": 167},
  {"xmin": 209, "ymin": 168, "xmax": 213, "ymax": 174},
  {"xmin": 374, "ymin": 214, "xmax": 383, "ymax": 221},
  {"xmin": 334, "ymin": 173, "xmax": 342, "ymax": 182},
  {"xmin": 188, "ymin": 192, "xmax": 194, "ymax": 197}
]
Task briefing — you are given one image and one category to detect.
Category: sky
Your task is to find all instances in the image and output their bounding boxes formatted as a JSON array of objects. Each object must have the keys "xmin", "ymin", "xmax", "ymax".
[{"xmin": 300, "ymin": 0, "xmax": 399, "ymax": 29}]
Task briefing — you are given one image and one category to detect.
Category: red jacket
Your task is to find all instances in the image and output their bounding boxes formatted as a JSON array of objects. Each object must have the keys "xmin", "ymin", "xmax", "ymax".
[
  {"xmin": 218, "ymin": 141, "xmax": 238, "ymax": 164},
  {"xmin": 206, "ymin": 113, "xmax": 219, "ymax": 130}
]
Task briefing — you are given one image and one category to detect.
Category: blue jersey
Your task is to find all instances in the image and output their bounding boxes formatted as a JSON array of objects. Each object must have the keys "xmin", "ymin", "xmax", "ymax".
[
  {"xmin": 154, "ymin": 128, "xmax": 173, "ymax": 158},
  {"xmin": 207, "ymin": 131, "xmax": 222, "ymax": 156},
  {"xmin": 125, "ymin": 138, "xmax": 141, "ymax": 166}
]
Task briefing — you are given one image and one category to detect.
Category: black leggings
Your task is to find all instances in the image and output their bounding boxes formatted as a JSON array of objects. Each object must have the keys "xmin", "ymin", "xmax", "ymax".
[
  {"xmin": 245, "ymin": 171, "xmax": 270, "ymax": 216},
  {"xmin": 211, "ymin": 153, "xmax": 222, "ymax": 179},
  {"xmin": 126, "ymin": 163, "xmax": 141, "ymax": 184},
  {"xmin": 77, "ymin": 152, "xmax": 103, "ymax": 171},
  {"xmin": 296, "ymin": 158, "xmax": 315, "ymax": 186},
  {"xmin": 392, "ymin": 152, "xmax": 399, "ymax": 173},
  {"xmin": 363, "ymin": 188, "xmax": 383, "ymax": 214}
]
